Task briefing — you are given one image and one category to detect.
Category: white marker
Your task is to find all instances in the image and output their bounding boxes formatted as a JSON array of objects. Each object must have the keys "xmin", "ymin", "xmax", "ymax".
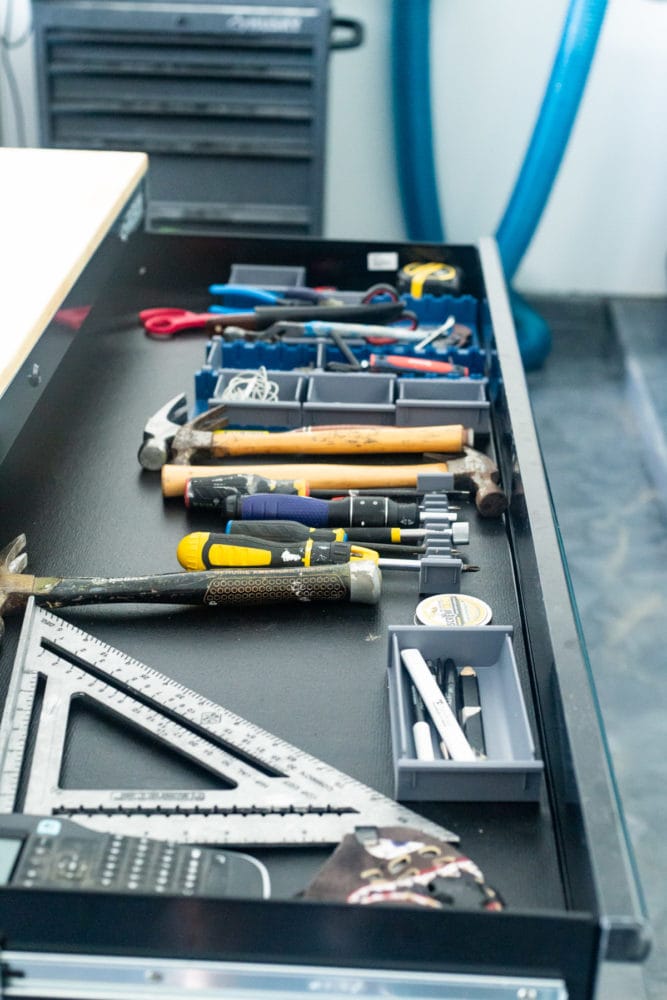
[
  {"xmin": 409, "ymin": 685, "xmax": 435, "ymax": 761},
  {"xmin": 400, "ymin": 648, "xmax": 476, "ymax": 762}
]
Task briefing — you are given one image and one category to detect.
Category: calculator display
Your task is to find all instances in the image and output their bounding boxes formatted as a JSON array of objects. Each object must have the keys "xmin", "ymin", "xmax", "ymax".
[{"xmin": 0, "ymin": 837, "xmax": 23, "ymax": 885}]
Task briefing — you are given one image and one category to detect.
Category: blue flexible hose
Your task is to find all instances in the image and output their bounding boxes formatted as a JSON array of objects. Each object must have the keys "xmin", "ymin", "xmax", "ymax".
[
  {"xmin": 495, "ymin": 0, "xmax": 609, "ymax": 280},
  {"xmin": 390, "ymin": 0, "xmax": 608, "ymax": 367},
  {"xmin": 390, "ymin": 0, "xmax": 444, "ymax": 242}
]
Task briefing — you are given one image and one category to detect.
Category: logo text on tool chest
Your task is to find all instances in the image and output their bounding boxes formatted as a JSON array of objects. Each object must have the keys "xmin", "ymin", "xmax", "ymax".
[{"xmin": 225, "ymin": 15, "xmax": 303, "ymax": 34}]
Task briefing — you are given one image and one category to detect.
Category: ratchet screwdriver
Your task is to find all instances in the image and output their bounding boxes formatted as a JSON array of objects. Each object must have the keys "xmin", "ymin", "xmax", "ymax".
[
  {"xmin": 177, "ymin": 532, "xmax": 478, "ymax": 573},
  {"xmin": 218, "ymin": 493, "xmax": 454, "ymax": 529},
  {"xmin": 185, "ymin": 475, "xmax": 462, "ymax": 506},
  {"xmin": 185, "ymin": 474, "xmax": 307, "ymax": 508}
]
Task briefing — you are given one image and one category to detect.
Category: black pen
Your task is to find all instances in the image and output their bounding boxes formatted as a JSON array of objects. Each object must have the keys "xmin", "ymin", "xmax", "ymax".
[
  {"xmin": 459, "ymin": 665, "xmax": 486, "ymax": 757},
  {"xmin": 442, "ymin": 658, "xmax": 459, "ymax": 717}
]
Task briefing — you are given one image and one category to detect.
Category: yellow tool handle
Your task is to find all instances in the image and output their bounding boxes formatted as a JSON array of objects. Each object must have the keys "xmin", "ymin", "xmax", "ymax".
[
  {"xmin": 176, "ymin": 532, "xmax": 380, "ymax": 571},
  {"xmin": 162, "ymin": 461, "xmax": 450, "ymax": 497},
  {"xmin": 208, "ymin": 424, "xmax": 472, "ymax": 458}
]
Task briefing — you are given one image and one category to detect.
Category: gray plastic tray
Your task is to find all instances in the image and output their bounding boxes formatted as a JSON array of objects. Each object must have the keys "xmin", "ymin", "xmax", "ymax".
[
  {"xmin": 302, "ymin": 372, "xmax": 396, "ymax": 425},
  {"xmin": 387, "ymin": 625, "xmax": 543, "ymax": 802},
  {"xmin": 210, "ymin": 369, "xmax": 306, "ymax": 429},
  {"xmin": 395, "ymin": 377, "xmax": 490, "ymax": 431}
]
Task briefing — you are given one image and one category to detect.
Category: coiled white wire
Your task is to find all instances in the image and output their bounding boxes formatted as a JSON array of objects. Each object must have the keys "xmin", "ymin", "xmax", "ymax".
[{"xmin": 220, "ymin": 367, "xmax": 280, "ymax": 403}]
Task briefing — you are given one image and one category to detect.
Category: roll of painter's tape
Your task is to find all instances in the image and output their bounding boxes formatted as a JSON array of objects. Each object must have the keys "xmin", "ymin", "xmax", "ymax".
[
  {"xmin": 397, "ymin": 261, "xmax": 463, "ymax": 298},
  {"xmin": 414, "ymin": 593, "xmax": 493, "ymax": 627}
]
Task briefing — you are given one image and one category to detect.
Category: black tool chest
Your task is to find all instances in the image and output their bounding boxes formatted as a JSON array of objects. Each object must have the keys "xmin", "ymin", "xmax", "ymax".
[
  {"xmin": 0, "ymin": 226, "xmax": 648, "ymax": 1000},
  {"xmin": 31, "ymin": 0, "xmax": 333, "ymax": 235}
]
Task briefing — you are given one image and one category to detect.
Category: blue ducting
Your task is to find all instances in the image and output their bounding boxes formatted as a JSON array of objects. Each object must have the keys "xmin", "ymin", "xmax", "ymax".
[
  {"xmin": 495, "ymin": 0, "xmax": 609, "ymax": 280},
  {"xmin": 391, "ymin": 0, "xmax": 609, "ymax": 369},
  {"xmin": 390, "ymin": 0, "xmax": 444, "ymax": 243}
]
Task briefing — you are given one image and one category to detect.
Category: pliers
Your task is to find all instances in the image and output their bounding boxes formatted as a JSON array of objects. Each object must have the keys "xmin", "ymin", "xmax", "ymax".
[{"xmin": 208, "ymin": 283, "xmax": 333, "ymax": 313}]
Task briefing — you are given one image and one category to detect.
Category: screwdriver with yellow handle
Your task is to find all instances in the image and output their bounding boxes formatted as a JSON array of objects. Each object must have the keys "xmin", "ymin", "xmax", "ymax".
[
  {"xmin": 177, "ymin": 532, "xmax": 479, "ymax": 574},
  {"xmin": 177, "ymin": 532, "xmax": 376, "ymax": 571}
]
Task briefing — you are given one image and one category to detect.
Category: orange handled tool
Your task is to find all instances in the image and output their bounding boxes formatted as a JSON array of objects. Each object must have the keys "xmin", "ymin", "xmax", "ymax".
[
  {"xmin": 161, "ymin": 447, "xmax": 507, "ymax": 518},
  {"xmin": 162, "ymin": 462, "xmax": 451, "ymax": 498},
  {"xmin": 170, "ymin": 423, "xmax": 473, "ymax": 465}
]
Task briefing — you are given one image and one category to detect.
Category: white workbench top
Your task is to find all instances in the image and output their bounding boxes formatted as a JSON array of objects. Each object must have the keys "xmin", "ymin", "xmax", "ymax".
[{"xmin": 0, "ymin": 147, "xmax": 148, "ymax": 397}]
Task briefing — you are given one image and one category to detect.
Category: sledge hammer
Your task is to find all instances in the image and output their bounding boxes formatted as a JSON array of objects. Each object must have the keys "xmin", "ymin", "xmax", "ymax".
[
  {"xmin": 161, "ymin": 447, "xmax": 508, "ymax": 517},
  {"xmin": 0, "ymin": 534, "xmax": 382, "ymax": 640}
]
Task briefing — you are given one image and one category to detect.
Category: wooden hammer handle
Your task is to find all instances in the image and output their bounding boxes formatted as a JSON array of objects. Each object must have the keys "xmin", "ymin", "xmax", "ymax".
[
  {"xmin": 162, "ymin": 462, "xmax": 450, "ymax": 497},
  {"xmin": 208, "ymin": 424, "xmax": 471, "ymax": 458}
]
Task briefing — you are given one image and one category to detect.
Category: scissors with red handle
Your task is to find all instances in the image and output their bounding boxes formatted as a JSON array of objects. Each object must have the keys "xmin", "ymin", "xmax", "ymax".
[
  {"xmin": 140, "ymin": 301, "xmax": 409, "ymax": 339},
  {"xmin": 139, "ymin": 308, "xmax": 241, "ymax": 339}
]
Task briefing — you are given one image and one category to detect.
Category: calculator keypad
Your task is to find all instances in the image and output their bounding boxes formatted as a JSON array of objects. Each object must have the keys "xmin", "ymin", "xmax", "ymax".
[{"xmin": 16, "ymin": 832, "xmax": 208, "ymax": 895}]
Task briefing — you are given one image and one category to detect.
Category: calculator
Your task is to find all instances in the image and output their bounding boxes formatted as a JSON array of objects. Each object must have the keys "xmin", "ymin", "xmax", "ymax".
[{"xmin": 0, "ymin": 815, "xmax": 270, "ymax": 898}]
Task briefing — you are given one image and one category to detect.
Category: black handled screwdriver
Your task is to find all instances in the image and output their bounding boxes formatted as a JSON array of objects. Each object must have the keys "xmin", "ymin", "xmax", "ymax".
[
  {"xmin": 223, "ymin": 519, "xmax": 468, "ymax": 547},
  {"xmin": 224, "ymin": 521, "xmax": 432, "ymax": 559},
  {"xmin": 219, "ymin": 493, "xmax": 455, "ymax": 529}
]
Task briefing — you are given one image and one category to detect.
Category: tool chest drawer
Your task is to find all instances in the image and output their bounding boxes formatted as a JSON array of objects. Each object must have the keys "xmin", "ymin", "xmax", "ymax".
[{"xmin": 0, "ymin": 232, "xmax": 647, "ymax": 1000}]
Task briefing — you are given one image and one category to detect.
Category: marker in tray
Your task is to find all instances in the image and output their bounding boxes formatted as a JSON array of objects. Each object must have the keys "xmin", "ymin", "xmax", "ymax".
[
  {"xmin": 459, "ymin": 665, "xmax": 486, "ymax": 757},
  {"xmin": 400, "ymin": 649, "xmax": 476, "ymax": 762}
]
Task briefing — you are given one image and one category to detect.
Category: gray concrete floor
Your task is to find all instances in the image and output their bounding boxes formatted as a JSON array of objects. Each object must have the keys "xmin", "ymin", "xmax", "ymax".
[{"xmin": 525, "ymin": 296, "xmax": 667, "ymax": 1000}]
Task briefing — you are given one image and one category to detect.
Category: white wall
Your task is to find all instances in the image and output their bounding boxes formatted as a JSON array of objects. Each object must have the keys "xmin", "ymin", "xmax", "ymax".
[
  {"xmin": 326, "ymin": 0, "xmax": 667, "ymax": 296},
  {"xmin": 2, "ymin": 0, "xmax": 666, "ymax": 296},
  {"xmin": 0, "ymin": 0, "xmax": 39, "ymax": 147}
]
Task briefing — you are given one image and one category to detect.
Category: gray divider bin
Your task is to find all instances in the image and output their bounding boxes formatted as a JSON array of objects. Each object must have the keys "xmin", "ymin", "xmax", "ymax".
[
  {"xmin": 387, "ymin": 625, "xmax": 543, "ymax": 802},
  {"xmin": 210, "ymin": 369, "xmax": 306, "ymax": 429},
  {"xmin": 303, "ymin": 372, "xmax": 396, "ymax": 424},
  {"xmin": 395, "ymin": 377, "xmax": 490, "ymax": 431}
]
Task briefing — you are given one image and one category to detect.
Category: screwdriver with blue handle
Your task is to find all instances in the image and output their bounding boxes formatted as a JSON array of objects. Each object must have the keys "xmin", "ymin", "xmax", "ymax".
[
  {"xmin": 184, "ymin": 474, "xmax": 462, "ymax": 506},
  {"xmin": 217, "ymin": 493, "xmax": 454, "ymax": 529}
]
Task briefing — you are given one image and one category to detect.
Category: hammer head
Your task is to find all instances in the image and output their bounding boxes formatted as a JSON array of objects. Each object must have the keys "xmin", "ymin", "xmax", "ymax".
[
  {"xmin": 138, "ymin": 393, "xmax": 189, "ymax": 471},
  {"xmin": 168, "ymin": 404, "xmax": 230, "ymax": 465},
  {"xmin": 445, "ymin": 447, "xmax": 508, "ymax": 518},
  {"xmin": 0, "ymin": 534, "xmax": 30, "ymax": 640},
  {"xmin": 138, "ymin": 397, "xmax": 230, "ymax": 470}
]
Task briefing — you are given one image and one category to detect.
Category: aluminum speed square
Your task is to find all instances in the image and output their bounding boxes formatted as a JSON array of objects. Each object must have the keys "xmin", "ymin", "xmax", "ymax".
[{"xmin": 0, "ymin": 600, "xmax": 458, "ymax": 847}]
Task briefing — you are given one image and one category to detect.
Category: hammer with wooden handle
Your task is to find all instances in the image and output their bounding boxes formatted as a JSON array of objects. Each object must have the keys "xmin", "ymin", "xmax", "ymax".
[
  {"xmin": 161, "ymin": 447, "xmax": 508, "ymax": 517},
  {"xmin": 169, "ymin": 420, "xmax": 474, "ymax": 465}
]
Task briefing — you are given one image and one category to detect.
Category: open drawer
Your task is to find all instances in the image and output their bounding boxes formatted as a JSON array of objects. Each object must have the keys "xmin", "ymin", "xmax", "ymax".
[{"xmin": 0, "ymin": 232, "xmax": 648, "ymax": 1000}]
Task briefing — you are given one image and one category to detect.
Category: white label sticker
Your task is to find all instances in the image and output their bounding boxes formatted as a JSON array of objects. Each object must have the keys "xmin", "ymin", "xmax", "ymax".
[
  {"xmin": 367, "ymin": 252, "xmax": 399, "ymax": 272},
  {"xmin": 36, "ymin": 818, "xmax": 62, "ymax": 835}
]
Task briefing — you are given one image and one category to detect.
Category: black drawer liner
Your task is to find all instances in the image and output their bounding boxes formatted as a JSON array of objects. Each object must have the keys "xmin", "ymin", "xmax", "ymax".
[{"xmin": 0, "ymin": 233, "xmax": 640, "ymax": 998}]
